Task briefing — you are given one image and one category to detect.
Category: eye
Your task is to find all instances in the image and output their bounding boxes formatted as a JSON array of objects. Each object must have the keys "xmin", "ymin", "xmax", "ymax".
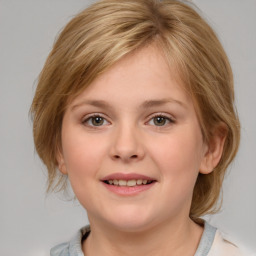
[
  {"xmin": 148, "ymin": 114, "xmax": 175, "ymax": 127},
  {"xmin": 82, "ymin": 114, "xmax": 109, "ymax": 127}
]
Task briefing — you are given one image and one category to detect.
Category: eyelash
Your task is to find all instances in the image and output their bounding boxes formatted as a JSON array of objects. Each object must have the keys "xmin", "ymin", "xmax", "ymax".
[
  {"xmin": 147, "ymin": 113, "xmax": 175, "ymax": 127},
  {"xmin": 82, "ymin": 113, "xmax": 175, "ymax": 128},
  {"xmin": 82, "ymin": 114, "xmax": 109, "ymax": 127}
]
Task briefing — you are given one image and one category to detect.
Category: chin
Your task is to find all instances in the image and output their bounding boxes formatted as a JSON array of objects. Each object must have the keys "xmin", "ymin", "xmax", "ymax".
[
  {"xmin": 110, "ymin": 220, "xmax": 155, "ymax": 233},
  {"xmin": 101, "ymin": 207, "xmax": 159, "ymax": 233}
]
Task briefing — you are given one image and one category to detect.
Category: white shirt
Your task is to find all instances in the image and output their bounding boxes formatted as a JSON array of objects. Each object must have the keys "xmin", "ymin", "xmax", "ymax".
[
  {"xmin": 195, "ymin": 222, "xmax": 253, "ymax": 256},
  {"xmin": 50, "ymin": 222, "xmax": 254, "ymax": 256}
]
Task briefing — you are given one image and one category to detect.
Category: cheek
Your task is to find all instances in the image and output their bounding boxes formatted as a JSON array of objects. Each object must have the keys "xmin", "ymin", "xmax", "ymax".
[
  {"xmin": 147, "ymin": 129, "xmax": 204, "ymax": 183},
  {"xmin": 155, "ymin": 135, "xmax": 201, "ymax": 165},
  {"xmin": 61, "ymin": 132, "xmax": 109, "ymax": 206},
  {"xmin": 61, "ymin": 129, "xmax": 107, "ymax": 179},
  {"xmin": 147, "ymin": 132, "xmax": 203, "ymax": 211}
]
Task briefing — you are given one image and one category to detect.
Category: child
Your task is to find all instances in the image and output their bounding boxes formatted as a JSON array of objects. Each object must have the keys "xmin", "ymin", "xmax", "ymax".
[{"xmin": 31, "ymin": 0, "xmax": 247, "ymax": 255}]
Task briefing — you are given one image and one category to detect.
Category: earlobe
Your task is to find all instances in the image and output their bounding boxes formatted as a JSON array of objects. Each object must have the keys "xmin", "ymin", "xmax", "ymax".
[
  {"xmin": 199, "ymin": 123, "xmax": 228, "ymax": 174},
  {"xmin": 56, "ymin": 151, "xmax": 68, "ymax": 175},
  {"xmin": 58, "ymin": 161, "xmax": 68, "ymax": 174}
]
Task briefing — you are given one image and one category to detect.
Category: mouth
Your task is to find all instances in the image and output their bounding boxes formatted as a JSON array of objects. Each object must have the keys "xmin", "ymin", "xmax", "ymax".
[
  {"xmin": 100, "ymin": 173, "xmax": 157, "ymax": 196},
  {"xmin": 103, "ymin": 179, "xmax": 156, "ymax": 186}
]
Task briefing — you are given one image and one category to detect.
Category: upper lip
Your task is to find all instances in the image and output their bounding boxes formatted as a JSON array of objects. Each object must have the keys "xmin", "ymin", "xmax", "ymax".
[{"xmin": 101, "ymin": 173, "xmax": 156, "ymax": 181}]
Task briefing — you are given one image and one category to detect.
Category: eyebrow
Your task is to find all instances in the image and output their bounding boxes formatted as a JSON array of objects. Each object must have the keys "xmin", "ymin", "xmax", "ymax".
[
  {"xmin": 71, "ymin": 100, "xmax": 114, "ymax": 111},
  {"xmin": 141, "ymin": 98, "xmax": 185, "ymax": 108},
  {"xmin": 71, "ymin": 98, "xmax": 185, "ymax": 111}
]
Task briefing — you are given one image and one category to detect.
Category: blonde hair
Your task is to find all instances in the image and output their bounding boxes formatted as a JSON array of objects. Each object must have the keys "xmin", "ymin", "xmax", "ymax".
[{"xmin": 30, "ymin": 0, "xmax": 240, "ymax": 220}]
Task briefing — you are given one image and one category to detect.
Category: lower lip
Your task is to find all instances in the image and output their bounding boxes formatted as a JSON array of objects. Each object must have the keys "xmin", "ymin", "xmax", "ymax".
[{"xmin": 101, "ymin": 182, "xmax": 156, "ymax": 196}]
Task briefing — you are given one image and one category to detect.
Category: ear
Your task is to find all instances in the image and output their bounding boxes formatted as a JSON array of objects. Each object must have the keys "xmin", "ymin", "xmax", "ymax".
[
  {"xmin": 199, "ymin": 123, "xmax": 228, "ymax": 174},
  {"xmin": 56, "ymin": 150, "xmax": 68, "ymax": 175}
]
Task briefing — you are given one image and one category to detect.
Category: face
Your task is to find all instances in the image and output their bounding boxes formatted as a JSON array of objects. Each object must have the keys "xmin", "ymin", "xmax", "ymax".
[{"xmin": 59, "ymin": 45, "xmax": 209, "ymax": 232}]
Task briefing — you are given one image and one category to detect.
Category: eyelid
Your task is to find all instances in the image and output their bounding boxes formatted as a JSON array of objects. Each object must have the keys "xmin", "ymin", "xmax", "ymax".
[
  {"xmin": 146, "ymin": 112, "xmax": 176, "ymax": 125},
  {"xmin": 81, "ymin": 112, "xmax": 175, "ymax": 127},
  {"xmin": 82, "ymin": 113, "xmax": 111, "ymax": 126}
]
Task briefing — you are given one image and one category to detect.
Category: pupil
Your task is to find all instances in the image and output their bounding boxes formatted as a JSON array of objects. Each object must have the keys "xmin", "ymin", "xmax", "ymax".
[
  {"xmin": 93, "ymin": 117, "xmax": 103, "ymax": 126},
  {"xmin": 154, "ymin": 117, "xmax": 166, "ymax": 126}
]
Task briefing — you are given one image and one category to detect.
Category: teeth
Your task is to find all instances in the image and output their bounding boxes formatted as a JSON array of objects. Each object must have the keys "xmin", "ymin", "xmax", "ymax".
[
  {"xmin": 106, "ymin": 179, "xmax": 152, "ymax": 186},
  {"xmin": 119, "ymin": 180, "xmax": 127, "ymax": 186},
  {"xmin": 137, "ymin": 179, "xmax": 142, "ymax": 185},
  {"xmin": 127, "ymin": 180, "xmax": 136, "ymax": 186}
]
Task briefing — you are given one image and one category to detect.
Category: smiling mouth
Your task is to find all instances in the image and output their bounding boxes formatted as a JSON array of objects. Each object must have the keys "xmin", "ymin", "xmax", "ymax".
[
  {"xmin": 103, "ymin": 179, "xmax": 156, "ymax": 187},
  {"xmin": 101, "ymin": 174, "xmax": 157, "ymax": 195}
]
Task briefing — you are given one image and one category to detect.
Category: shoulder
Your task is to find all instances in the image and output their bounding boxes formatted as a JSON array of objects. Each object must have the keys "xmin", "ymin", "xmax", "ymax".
[
  {"xmin": 195, "ymin": 221, "xmax": 254, "ymax": 256},
  {"xmin": 208, "ymin": 225, "xmax": 254, "ymax": 256},
  {"xmin": 50, "ymin": 226, "xmax": 90, "ymax": 256},
  {"xmin": 208, "ymin": 229, "xmax": 242, "ymax": 256},
  {"xmin": 50, "ymin": 242, "xmax": 70, "ymax": 256}
]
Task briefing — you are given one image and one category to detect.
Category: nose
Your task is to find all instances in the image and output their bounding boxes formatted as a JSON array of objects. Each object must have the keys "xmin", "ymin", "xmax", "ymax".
[{"xmin": 109, "ymin": 124, "xmax": 145, "ymax": 162}]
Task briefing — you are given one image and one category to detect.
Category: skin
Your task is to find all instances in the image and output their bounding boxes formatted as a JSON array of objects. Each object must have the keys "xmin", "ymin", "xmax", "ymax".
[{"xmin": 58, "ymin": 44, "xmax": 226, "ymax": 256}]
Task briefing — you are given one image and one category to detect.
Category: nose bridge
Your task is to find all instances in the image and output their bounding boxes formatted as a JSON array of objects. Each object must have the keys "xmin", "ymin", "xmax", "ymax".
[{"xmin": 110, "ymin": 121, "xmax": 144, "ymax": 161}]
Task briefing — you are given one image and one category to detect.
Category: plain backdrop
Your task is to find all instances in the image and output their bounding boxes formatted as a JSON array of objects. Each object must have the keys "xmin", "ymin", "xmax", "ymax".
[{"xmin": 0, "ymin": 0, "xmax": 255, "ymax": 255}]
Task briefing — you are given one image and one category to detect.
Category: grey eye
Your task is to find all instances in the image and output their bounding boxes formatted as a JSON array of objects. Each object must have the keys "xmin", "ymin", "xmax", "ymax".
[
  {"xmin": 91, "ymin": 116, "xmax": 105, "ymax": 126},
  {"xmin": 148, "ymin": 114, "xmax": 174, "ymax": 127},
  {"xmin": 153, "ymin": 116, "xmax": 167, "ymax": 126},
  {"xmin": 83, "ymin": 115, "xmax": 109, "ymax": 127}
]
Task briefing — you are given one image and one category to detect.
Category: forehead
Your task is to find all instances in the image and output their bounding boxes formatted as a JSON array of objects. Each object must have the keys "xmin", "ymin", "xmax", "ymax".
[{"xmin": 69, "ymin": 44, "xmax": 192, "ymax": 108}]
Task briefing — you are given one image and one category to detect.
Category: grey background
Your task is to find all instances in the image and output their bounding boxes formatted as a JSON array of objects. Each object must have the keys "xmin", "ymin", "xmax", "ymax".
[{"xmin": 0, "ymin": 0, "xmax": 255, "ymax": 255}]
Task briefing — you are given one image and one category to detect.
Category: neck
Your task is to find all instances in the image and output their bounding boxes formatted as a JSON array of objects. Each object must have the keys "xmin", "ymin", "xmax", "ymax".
[{"xmin": 82, "ymin": 217, "xmax": 203, "ymax": 256}]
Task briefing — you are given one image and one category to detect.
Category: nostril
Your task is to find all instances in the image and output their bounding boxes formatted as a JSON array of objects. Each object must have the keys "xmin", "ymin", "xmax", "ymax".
[{"xmin": 113, "ymin": 154, "xmax": 138, "ymax": 159}]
